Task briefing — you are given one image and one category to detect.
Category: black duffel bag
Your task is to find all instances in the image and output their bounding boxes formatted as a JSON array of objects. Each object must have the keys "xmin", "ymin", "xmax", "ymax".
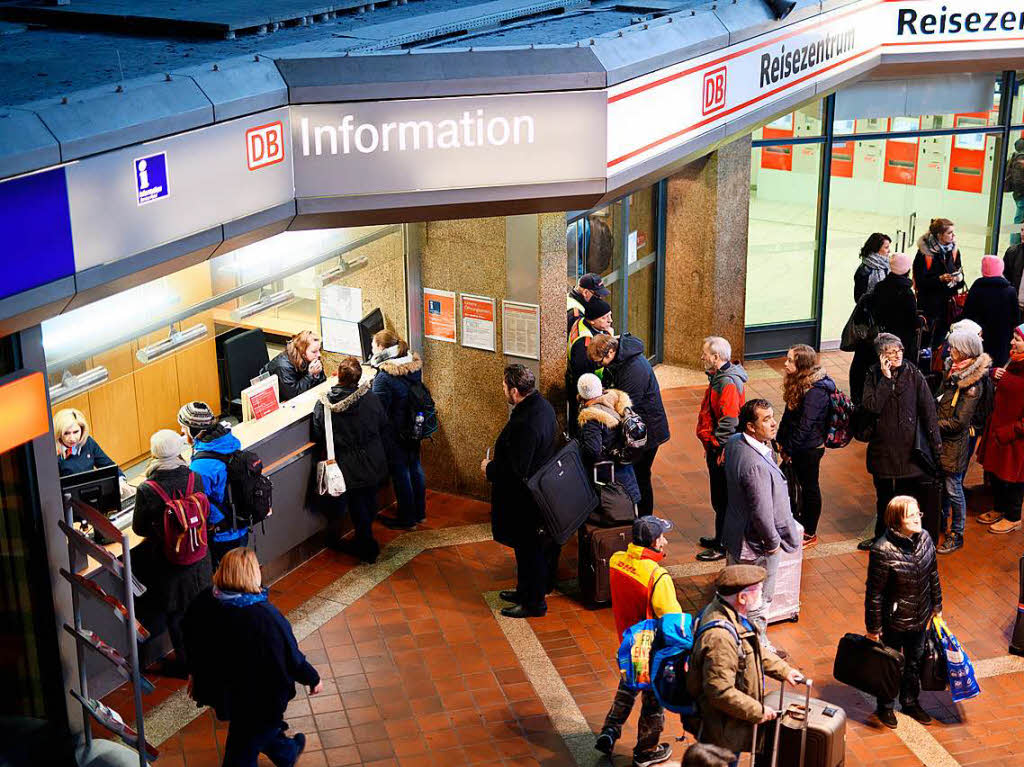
[
  {"xmin": 833, "ymin": 633, "xmax": 905, "ymax": 700},
  {"xmin": 588, "ymin": 461, "xmax": 637, "ymax": 527}
]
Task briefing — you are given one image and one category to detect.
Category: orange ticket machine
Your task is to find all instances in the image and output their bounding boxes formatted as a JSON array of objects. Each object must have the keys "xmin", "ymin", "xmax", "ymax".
[
  {"xmin": 946, "ymin": 113, "xmax": 988, "ymax": 194},
  {"xmin": 883, "ymin": 117, "xmax": 921, "ymax": 186},
  {"xmin": 761, "ymin": 114, "xmax": 795, "ymax": 171}
]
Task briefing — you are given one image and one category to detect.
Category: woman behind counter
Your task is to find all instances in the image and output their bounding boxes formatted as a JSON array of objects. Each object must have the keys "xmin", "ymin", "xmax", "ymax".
[
  {"xmin": 54, "ymin": 407, "xmax": 124, "ymax": 479},
  {"xmin": 262, "ymin": 330, "xmax": 326, "ymax": 402}
]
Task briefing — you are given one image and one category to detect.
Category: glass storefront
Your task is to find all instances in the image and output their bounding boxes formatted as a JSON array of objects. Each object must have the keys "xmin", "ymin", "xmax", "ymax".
[{"xmin": 747, "ymin": 71, "xmax": 1024, "ymax": 350}]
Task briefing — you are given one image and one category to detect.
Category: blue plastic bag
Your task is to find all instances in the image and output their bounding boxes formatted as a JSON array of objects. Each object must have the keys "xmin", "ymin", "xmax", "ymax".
[
  {"xmin": 934, "ymin": 617, "xmax": 980, "ymax": 702},
  {"xmin": 617, "ymin": 618, "xmax": 660, "ymax": 690}
]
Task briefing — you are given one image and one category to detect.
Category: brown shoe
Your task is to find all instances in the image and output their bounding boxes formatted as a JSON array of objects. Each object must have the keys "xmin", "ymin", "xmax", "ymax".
[
  {"xmin": 989, "ymin": 519, "xmax": 1021, "ymax": 534},
  {"xmin": 978, "ymin": 511, "xmax": 1003, "ymax": 525}
]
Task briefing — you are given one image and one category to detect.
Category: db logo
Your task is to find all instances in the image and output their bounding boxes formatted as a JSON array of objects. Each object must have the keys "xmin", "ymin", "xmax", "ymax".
[
  {"xmin": 246, "ymin": 121, "xmax": 284, "ymax": 171},
  {"xmin": 702, "ymin": 66, "xmax": 727, "ymax": 116}
]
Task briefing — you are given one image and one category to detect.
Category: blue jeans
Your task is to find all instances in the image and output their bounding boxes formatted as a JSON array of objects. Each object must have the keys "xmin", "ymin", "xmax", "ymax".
[
  {"xmin": 943, "ymin": 470, "xmax": 967, "ymax": 535},
  {"xmin": 223, "ymin": 720, "xmax": 301, "ymax": 767},
  {"xmin": 389, "ymin": 443, "xmax": 426, "ymax": 524}
]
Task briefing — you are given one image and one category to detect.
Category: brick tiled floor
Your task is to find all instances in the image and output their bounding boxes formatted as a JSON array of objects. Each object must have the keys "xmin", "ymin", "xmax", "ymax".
[{"xmin": 100, "ymin": 350, "xmax": 1024, "ymax": 766}]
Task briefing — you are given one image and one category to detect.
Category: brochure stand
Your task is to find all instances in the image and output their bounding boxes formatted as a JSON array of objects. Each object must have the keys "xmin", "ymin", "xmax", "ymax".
[{"xmin": 61, "ymin": 496, "xmax": 158, "ymax": 765}]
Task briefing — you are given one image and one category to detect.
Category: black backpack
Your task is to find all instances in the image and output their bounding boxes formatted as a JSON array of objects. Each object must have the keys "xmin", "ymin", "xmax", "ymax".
[
  {"xmin": 609, "ymin": 408, "xmax": 648, "ymax": 464},
  {"xmin": 399, "ymin": 380, "xmax": 439, "ymax": 442},
  {"xmin": 194, "ymin": 450, "xmax": 272, "ymax": 527}
]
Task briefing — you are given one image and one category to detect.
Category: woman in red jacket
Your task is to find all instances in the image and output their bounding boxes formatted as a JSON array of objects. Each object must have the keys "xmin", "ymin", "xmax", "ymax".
[{"xmin": 978, "ymin": 323, "xmax": 1024, "ymax": 534}]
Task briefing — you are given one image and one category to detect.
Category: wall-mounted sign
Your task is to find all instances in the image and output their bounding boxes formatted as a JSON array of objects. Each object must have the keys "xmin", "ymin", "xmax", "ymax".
[
  {"xmin": 460, "ymin": 294, "xmax": 496, "ymax": 352},
  {"xmin": 423, "ymin": 288, "xmax": 456, "ymax": 343},
  {"xmin": 134, "ymin": 152, "xmax": 169, "ymax": 206},
  {"xmin": 502, "ymin": 301, "xmax": 540, "ymax": 360}
]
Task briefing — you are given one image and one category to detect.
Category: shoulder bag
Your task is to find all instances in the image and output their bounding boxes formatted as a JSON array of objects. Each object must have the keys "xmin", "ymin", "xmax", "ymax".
[{"xmin": 316, "ymin": 398, "xmax": 347, "ymax": 497}]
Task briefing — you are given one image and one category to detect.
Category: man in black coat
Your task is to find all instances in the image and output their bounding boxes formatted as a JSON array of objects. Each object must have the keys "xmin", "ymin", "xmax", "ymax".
[
  {"xmin": 483, "ymin": 364, "xmax": 559, "ymax": 618},
  {"xmin": 588, "ymin": 333, "xmax": 670, "ymax": 517},
  {"xmin": 964, "ymin": 256, "xmax": 1022, "ymax": 367}
]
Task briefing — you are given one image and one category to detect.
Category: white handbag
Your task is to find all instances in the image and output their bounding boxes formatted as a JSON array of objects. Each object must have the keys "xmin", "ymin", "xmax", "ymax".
[{"xmin": 316, "ymin": 398, "xmax": 347, "ymax": 497}]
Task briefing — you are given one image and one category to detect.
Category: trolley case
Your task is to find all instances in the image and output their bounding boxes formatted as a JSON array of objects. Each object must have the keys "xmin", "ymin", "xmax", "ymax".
[
  {"xmin": 757, "ymin": 679, "xmax": 847, "ymax": 767},
  {"xmin": 526, "ymin": 440, "xmax": 598, "ymax": 545},
  {"xmin": 767, "ymin": 540, "xmax": 803, "ymax": 624},
  {"xmin": 833, "ymin": 633, "xmax": 904, "ymax": 701},
  {"xmin": 578, "ymin": 523, "xmax": 630, "ymax": 605}
]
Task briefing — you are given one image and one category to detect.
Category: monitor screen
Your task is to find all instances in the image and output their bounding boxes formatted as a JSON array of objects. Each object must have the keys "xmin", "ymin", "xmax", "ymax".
[
  {"xmin": 358, "ymin": 308, "xmax": 385, "ymax": 362},
  {"xmin": 60, "ymin": 464, "xmax": 121, "ymax": 515}
]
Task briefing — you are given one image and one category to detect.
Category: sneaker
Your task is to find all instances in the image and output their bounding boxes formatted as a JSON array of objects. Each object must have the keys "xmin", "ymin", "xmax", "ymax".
[
  {"xmin": 876, "ymin": 708, "xmax": 898, "ymax": 729},
  {"xmin": 633, "ymin": 742, "xmax": 672, "ymax": 767},
  {"xmin": 990, "ymin": 519, "xmax": 1021, "ymax": 534},
  {"xmin": 594, "ymin": 729, "xmax": 615, "ymax": 755},
  {"xmin": 977, "ymin": 510, "xmax": 1003, "ymax": 525},
  {"xmin": 857, "ymin": 537, "xmax": 875, "ymax": 551},
  {"xmin": 937, "ymin": 534, "xmax": 963, "ymax": 554},
  {"xmin": 696, "ymin": 548, "xmax": 726, "ymax": 562},
  {"xmin": 901, "ymin": 703, "xmax": 932, "ymax": 725},
  {"xmin": 802, "ymin": 533, "xmax": 819, "ymax": 549}
]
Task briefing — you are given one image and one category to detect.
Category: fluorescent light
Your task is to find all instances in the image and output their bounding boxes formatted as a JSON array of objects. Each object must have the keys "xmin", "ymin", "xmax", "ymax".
[
  {"xmin": 317, "ymin": 255, "xmax": 370, "ymax": 287},
  {"xmin": 50, "ymin": 367, "xmax": 109, "ymax": 404},
  {"xmin": 136, "ymin": 323, "xmax": 208, "ymax": 364},
  {"xmin": 231, "ymin": 289, "xmax": 294, "ymax": 320}
]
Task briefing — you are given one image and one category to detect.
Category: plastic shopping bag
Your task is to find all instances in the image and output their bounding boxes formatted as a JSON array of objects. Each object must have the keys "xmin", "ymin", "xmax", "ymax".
[
  {"xmin": 617, "ymin": 618, "xmax": 659, "ymax": 690},
  {"xmin": 934, "ymin": 617, "xmax": 980, "ymax": 702}
]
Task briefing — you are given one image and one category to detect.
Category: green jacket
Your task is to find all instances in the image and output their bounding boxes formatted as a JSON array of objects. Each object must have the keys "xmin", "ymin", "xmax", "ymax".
[{"xmin": 686, "ymin": 596, "xmax": 794, "ymax": 753}]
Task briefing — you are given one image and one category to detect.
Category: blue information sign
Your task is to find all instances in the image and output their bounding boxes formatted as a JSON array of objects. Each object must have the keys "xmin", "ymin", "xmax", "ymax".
[{"xmin": 134, "ymin": 152, "xmax": 169, "ymax": 206}]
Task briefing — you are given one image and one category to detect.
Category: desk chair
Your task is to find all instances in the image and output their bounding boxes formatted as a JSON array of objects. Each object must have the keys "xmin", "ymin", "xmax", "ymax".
[{"xmin": 222, "ymin": 328, "xmax": 270, "ymax": 419}]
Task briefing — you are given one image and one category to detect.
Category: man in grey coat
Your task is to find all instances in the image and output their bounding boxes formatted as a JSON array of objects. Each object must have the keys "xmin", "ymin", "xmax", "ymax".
[{"xmin": 721, "ymin": 398, "xmax": 802, "ymax": 657}]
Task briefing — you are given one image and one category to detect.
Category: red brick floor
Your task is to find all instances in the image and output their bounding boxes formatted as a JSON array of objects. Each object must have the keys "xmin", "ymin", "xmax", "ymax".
[{"xmin": 100, "ymin": 351, "xmax": 1024, "ymax": 767}]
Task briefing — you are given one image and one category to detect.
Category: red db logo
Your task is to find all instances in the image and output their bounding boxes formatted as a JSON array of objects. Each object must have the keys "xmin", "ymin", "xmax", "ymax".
[
  {"xmin": 702, "ymin": 67, "xmax": 727, "ymax": 116},
  {"xmin": 246, "ymin": 121, "xmax": 284, "ymax": 171}
]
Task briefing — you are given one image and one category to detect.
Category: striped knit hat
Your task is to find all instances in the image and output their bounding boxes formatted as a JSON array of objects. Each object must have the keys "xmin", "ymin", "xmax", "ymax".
[{"xmin": 177, "ymin": 401, "xmax": 215, "ymax": 430}]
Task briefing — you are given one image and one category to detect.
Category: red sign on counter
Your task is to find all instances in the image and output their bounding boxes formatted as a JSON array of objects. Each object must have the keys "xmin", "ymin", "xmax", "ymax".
[{"xmin": 248, "ymin": 386, "xmax": 280, "ymax": 420}]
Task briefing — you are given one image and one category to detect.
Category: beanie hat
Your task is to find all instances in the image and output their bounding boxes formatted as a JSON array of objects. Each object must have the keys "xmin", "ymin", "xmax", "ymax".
[
  {"xmin": 947, "ymin": 329, "xmax": 983, "ymax": 358},
  {"xmin": 577, "ymin": 373, "xmax": 603, "ymax": 401},
  {"xmin": 950, "ymin": 319, "xmax": 982, "ymax": 337},
  {"xmin": 889, "ymin": 252, "xmax": 912, "ymax": 276},
  {"xmin": 1016, "ymin": 323, "xmax": 1024, "ymax": 340},
  {"xmin": 585, "ymin": 298, "xmax": 612, "ymax": 321},
  {"xmin": 981, "ymin": 255, "xmax": 1004, "ymax": 278},
  {"xmin": 177, "ymin": 401, "xmax": 215, "ymax": 430},
  {"xmin": 150, "ymin": 429, "xmax": 185, "ymax": 460}
]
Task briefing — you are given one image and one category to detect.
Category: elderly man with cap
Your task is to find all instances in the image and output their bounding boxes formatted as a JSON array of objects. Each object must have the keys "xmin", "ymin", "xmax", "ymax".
[
  {"xmin": 964, "ymin": 255, "xmax": 1022, "ymax": 368},
  {"xmin": 685, "ymin": 565, "xmax": 803, "ymax": 764},
  {"xmin": 567, "ymin": 272, "xmax": 611, "ymax": 336},
  {"xmin": 178, "ymin": 401, "xmax": 248, "ymax": 566},
  {"xmin": 594, "ymin": 516, "xmax": 680, "ymax": 767},
  {"xmin": 567, "ymin": 298, "xmax": 614, "ymax": 433}
]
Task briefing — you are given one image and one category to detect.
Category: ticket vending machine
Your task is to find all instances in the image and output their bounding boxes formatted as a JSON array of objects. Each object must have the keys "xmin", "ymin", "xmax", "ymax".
[
  {"xmin": 831, "ymin": 119, "xmax": 856, "ymax": 178},
  {"xmin": 760, "ymin": 113, "xmax": 795, "ymax": 171},
  {"xmin": 947, "ymin": 113, "xmax": 989, "ymax": 194},
  {"xmin": 883, "ymin": 117, "xmax": 921, "ymax": 186}
]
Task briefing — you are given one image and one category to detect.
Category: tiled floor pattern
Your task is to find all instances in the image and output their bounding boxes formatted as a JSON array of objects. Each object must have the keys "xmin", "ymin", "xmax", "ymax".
[{"xmin": 101, "ymin": 350, "xmax": 1024, "ymax": 767}]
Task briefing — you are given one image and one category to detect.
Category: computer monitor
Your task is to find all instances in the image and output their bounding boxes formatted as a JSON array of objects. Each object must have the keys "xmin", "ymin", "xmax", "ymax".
[
  {"xmin": 358, "ymin": 308, "xmax": 385, "ymax": 361},
  {"xmin": 60, "ymin": 464, "xmax": 121, "ymax": 516}
]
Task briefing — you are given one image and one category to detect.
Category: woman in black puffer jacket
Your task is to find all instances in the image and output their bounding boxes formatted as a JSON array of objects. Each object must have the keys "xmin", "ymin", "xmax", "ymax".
[{"xmin": 864, "ymin": 495, "xmax": 943, "ymax": 730}]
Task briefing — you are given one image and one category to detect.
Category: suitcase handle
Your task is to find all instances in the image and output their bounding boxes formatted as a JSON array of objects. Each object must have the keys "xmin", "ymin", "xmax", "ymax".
[
  {"xmin": 593, "ymin": 460, "xmax": 615, "ymax": 485},
  {"xmin": 769, "ymin": 676, "xmax": 812, "ymax": 767}
]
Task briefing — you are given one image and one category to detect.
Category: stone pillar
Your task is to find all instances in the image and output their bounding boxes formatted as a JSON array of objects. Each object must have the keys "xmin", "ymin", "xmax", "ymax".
[{"xmin": 662, "ymin": 135, "xmax": 751, "ymax": 366}]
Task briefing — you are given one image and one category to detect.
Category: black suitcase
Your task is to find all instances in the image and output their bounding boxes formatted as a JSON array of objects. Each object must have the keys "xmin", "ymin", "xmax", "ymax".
[
  {"xmin": 526, "ymin": 440, "xmax": 598, "ymax": 545},
  {"xmin": 833, "ymin": 633, "xmax": 904, "ymax": 701},
  {"xmin": 577, "ymin": 523, "xmax": 630, "ymax": 605},
  {"xmin": 756, "ymin": 679, "xmax": 846, "ymax": 767}
]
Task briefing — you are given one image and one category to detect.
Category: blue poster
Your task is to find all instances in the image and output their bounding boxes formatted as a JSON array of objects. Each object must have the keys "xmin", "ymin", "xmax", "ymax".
[{"xmin": 134, "ymin": 152, "xmax": 169, "ymax": 206}]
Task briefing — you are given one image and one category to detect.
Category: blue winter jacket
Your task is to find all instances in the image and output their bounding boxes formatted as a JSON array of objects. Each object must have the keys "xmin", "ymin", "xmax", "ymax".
[
  {"xmin": 190, "ymin": 426, "xmax": 246, "ymax": 542},
  {"xmin": 371, "ymin": 352, "xmax": 423, "ymax": 457}
]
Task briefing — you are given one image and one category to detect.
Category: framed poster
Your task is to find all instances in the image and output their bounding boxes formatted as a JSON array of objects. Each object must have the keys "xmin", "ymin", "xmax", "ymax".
[
  {"xmin": 502, "ymin": 300, "xmax": 540, "ymax": 360},
  {"xmin": 424, "ymin": 288, "xmax": 457, "ymax": 342},
  {"xmin": 460, "ymin": 293, "xmax": 496, "ymax": 352}
]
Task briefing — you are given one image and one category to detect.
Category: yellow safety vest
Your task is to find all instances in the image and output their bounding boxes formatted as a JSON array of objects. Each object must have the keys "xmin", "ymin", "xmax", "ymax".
[
  {"xmin": 567, "ymin": 292, "xmax": 586, "ymax": 319},
  {"xmin": 567, "ymin": 317, "xmax": 604, "ymax": 379}
]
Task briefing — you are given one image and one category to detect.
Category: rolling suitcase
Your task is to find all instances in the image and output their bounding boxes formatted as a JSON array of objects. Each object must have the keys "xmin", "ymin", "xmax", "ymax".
[
  {"xmin": 757, "ymin": 679, "xmax": 846, "ymax": 767},
  {"xmin": 578, "ymin": 523, "xmax": 630, "ymax": 605},
  {"xmin": 527, "ymin": 440, "xmax": 599, "ymax": 545},
  {"xmin": 767, "ymin": 542, "xmax": 802, "ymax": 624}
]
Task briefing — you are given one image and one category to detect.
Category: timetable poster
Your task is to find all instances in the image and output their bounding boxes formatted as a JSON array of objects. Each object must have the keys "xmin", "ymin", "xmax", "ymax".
[
  {"xmin": 424, "ymin": 288, "xmax": 456, "ymax": 342},
  {"xmin": 501, "ymin": 300, "xmax": 540, "ymax": 360}
]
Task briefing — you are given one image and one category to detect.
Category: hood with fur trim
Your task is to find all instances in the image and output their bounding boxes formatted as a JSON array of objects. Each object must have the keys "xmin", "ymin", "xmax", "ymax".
[
  {"xmin": 377, "ymin": 352, "xmax": 422, "ymax": 377},
  {"xmin": 577, "ymin": 389, "xmax": 632, "ymax": 429},
  {"xmin": 950, "ymin": 353, "xmax": 992, "ymax": 389},
  {"xmin": 323, "ymin": 381, "xmax": 372, "ymax": 412}
]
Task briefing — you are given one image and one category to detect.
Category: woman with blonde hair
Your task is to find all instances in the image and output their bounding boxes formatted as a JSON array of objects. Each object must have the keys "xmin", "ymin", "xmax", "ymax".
[
  {"xmin": 53, "ymin": 407, "xmax": 123, "ymax": 479},
  {"xmin": 864, "ymin": 495, "xmax": 942, "ymax": 730},
  {"xmin": 183, "ymin": 547, "xmax": 321, "ymax": 767},
  {"xmin": 261, "ymin": 329, "xmax": 326, "ymax": 402},
  {"xmin": 777, "ymin": 344, "xmax": 836, "ymax": 548}
]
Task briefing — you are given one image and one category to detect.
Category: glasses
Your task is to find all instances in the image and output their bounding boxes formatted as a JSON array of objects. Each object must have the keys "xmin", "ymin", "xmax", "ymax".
[{"xmin": 904, "ymin": 510, "xmax": 922, "ymax": 519}]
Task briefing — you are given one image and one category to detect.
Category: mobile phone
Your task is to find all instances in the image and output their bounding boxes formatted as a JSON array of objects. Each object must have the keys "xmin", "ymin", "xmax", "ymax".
[{"xmin": 486, "ymin": 447, "xmax": 491, "ymax": 460}]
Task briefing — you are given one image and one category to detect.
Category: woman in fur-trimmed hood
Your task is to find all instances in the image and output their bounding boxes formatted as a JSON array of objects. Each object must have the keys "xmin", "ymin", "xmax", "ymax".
[
  {"xmin": 311, "ymin": 355, "xmax": 389, "ymax": 562},
  {"xmin": 577, "ymin": 374, "xmax": 641, "ymax": 503},
  {"xmin": 370, "ymin": 330, "xmax": 428, "ymax": 529}
]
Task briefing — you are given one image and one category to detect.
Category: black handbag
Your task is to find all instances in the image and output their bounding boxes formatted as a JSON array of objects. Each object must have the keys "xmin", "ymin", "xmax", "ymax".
[
  {"xmin": 588, "ymin": 462, "xmax": 637, "ymax": 527},
  {"xmin": 912, "ymin": 421, "xmax": 939, "ymax": 476},
  {"xmin": 833, "ymin": 633, "xmax": 905, "ymax": 700},
  {"xmin": 920, "ymin": 622, "xmax": 948, "ymax": 691},
  {"xmin": 840, "ymin": 293, "xmax": 878, "ymax": 352}
]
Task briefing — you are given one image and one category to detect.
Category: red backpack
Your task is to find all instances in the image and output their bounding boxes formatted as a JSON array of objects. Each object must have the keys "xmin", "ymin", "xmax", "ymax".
[{"xmin": 144, "ymin": 474, "xmax": 209, "ymax": 566}]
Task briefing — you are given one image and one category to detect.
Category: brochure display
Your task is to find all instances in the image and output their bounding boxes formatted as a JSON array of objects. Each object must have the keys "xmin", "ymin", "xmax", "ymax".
[{"xmin": 61, "ymin": 497, "xmax": 157, "ymax": 765}]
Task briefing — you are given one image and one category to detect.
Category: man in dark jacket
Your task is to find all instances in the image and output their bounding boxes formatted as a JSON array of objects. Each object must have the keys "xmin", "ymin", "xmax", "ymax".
[
  {"xmin": 567, "ymin": 299, "xmax": 614, "ymax": 435},
  {"xmin": 588, "ymin": 334, "xmax": 669, "ymax": 519},
  {"xmin": 567, "ymin": 272, "xmax": 610, "ymax": 336},
  {"xmin": 483, "ymin": 364, "xmax": 558, "ymax": 618},
  {"xmin": 871, "ymin": 253, "xmax": 920, "ymax": 364},
  {"xmin": 964, "ymin": 255, "xmax": 1022, "ymax": 367},
  {"xmin": 858, "ymin": 333, "xmax": 942, "ymax": 551},
  {"xmin": 1005, "ymin": 223, "xmax": 1024, "ymax": 302}
]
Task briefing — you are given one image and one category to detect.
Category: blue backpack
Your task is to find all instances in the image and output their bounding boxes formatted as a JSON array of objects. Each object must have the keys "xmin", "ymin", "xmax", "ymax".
[{"xmin": 617, "ymin": 608, "xmax": 695, "ymax": 693}]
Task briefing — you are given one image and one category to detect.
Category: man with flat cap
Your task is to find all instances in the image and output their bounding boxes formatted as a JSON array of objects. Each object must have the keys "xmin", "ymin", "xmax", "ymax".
[
  {"xmin": 595, "ymin": 516, "xmax": 680, "ymax": 767},
  {"xmin": 686, "ymin": 565, "xmax": 804, "ymax": 765},
  {"xmin": 567, "ymin": 272, "xmax": 611, "ymax": 336},
  {"xmin": 567, "ymin": 297, "xmax": 614, "ymax": 434}
]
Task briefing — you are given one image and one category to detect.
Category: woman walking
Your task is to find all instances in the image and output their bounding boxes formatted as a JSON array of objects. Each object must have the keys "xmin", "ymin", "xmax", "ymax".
[
  {"xmin": 865, "ymin": 495, "xmax": 943, "ymax": 729},
  {"xmin": 977, "ymin": 324, "xmax": 1024, "ymax": 534},
  {"xmin": 370, "ymin": 329, "xmax": 428, "ymax": 530},
  {"xmin": 778, "ymin": 344, "xmax": 836, "ymax": 548},
  {"xmin": 934, "ymin": 330, "xmax": 991, "ymax": 554}
]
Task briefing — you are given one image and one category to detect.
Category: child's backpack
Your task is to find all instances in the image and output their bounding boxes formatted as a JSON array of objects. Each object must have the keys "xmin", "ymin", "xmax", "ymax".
[
  {"xmin": 194, "ymin": 449, "xmax": 272, "ymax": 527},
  {"xmin": 400, "ymin": 380, "xmax": 439, "ymax": 442},
  {"xmin": 825, "ymin": 387, "xmax": 854, "ymax": 449},
  {"xmin": 145, "ymin": 474, "xmax": 209, "ymax": 566},
  {"xmin": 609, "ymin": 408, "xmax": 648, "ymax": 464}
]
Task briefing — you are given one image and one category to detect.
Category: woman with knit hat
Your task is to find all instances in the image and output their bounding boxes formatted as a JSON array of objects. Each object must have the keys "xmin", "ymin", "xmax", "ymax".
[
  {"xmin": 934, "ymin": 330, "xmax": 991, "ymax": 554},
  {"xmin": 977, "ymin": 324, "xmax": 1024, "ymax": 534},
  {"xmin": 132, "ymin": 429, "xmax": 212, "ymax": 677},
  {"xmin": 964, "ymin": 255, "xmax": 1022, "ymax": 367},
  {"xmin": 869, "ymin": 252, "xmax": 920, "ymax": 363}
]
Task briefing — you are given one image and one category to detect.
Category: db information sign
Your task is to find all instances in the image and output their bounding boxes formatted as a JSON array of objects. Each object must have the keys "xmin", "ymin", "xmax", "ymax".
[
  {"xmin": 246, "ymin": 121, "xmax": 285, "ymax": 171},
  {"xmin": 134, "ymin": 152, "xmax": 169, "ymax": 206}
]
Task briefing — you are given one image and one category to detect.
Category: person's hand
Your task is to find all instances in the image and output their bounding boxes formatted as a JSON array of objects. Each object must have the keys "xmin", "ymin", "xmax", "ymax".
[
  {"xmin": 939, "ymin": 273, "xmax": 952, "ymax": 284},
  {"xmin": 759, "ymin": 706, "xmax": 778, "ymax": 724},
  {"xmin": 309, "ymin": 359, "xmax": 323, "ymax": 377},
  {"xmin": 785, "ymin": 669, "xmax": 806, "ymax": 686},
  {"xmin": 866, "ymin": 632, "xmax": 881, "ymax": 643},
  {"xmin": 994, "ymin": 367, "xmax": 1006, "ymax": 381},
  {"xmin": 716, "ymin": 451, "xmax": 726, "ymax": 467},
  {"xmin": 310, "ymin": 681, "xmax": 323, "ymax": 695},
  {"xmin": 480, "ymin": 458, "xmax": 491, "ymax": 476},
  {"xmin": 880, "ymin": 356, "xmax": 892, "ymax": 379}
]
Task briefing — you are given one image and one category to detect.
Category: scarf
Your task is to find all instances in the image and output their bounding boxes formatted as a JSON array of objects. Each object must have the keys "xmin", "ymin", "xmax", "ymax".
[
  {"xmin": 369, "ymin": 344, "xmax": 401, "ymax": 368},
  {"xmin": 949, "ymin": 357, "xmax": 974, "ymax": 376},
  {"xmin": 145, "ymin": 455, "xmax": 188, "ymax": 477},
  {"xmin": 1012, "ymin": 326, "xmax": 1024, "ymax": 363},
  {"xmin": 213, "ymin": 587, "xmax": 268, "ymax": 607},
  {"xmin": 862, "ymin": 251, "xmax": 890, "ymax": 274}
]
